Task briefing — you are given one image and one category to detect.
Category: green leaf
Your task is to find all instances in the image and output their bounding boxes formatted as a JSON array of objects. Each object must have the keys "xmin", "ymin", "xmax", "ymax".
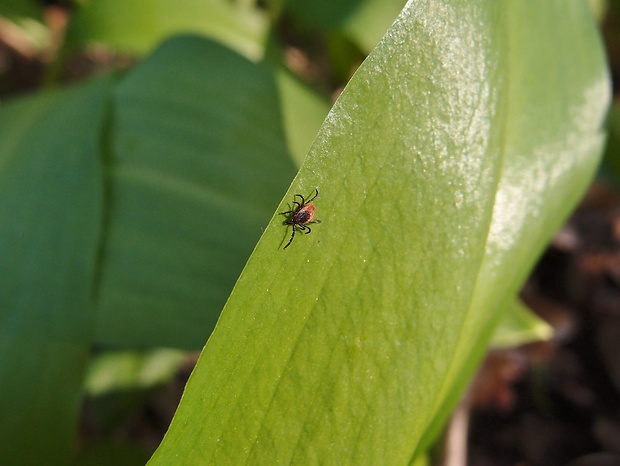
[
  {"xmin": 588, "ymin": 0, "xmax": 609, "ymax": 21},
  {"xmin": 66, "ymin": 0, "xmax": 268, "ymax": 60},
  {"xmin": 0, "ymin": 0, "xmax": 42, "ymax": 19},
  {"xmin": 148, "ymin": 0, "xmax": 608, "ymax": 464},
  {"xmin": 276, "ymin": 69, "xmax": 331, "ymax": 166},
  {"xmin": 284, "ymin": 0, "xmax": 367, "ymax": 30},
  {"xmin": 284, "ymin": 0, "xmax": 406, "ymax": 52},
  {"xmin": 82, "ymin": 348, "xmax": 188, "ymax": 440},
  {"xmin": 341, "ymin": 0, "xmax": 407, "ymax": 52},
  {"xmin": 417, "ymin": 0, "xmax": 609, "ymax": 452},
  {"xmin": 85, "ymin": 349, "xmax": 187, "ymax": 396},
  {"xmin": 602, "ymin": 101, "xmax": 620, "ymax": 185},
  {"xmin": 95, "ymin": 37, "xmax": 298, "ymax": 349},
  {"xmin": 0, "ymin": 77, "xmax": 110, "ymax": 465},
  {"xmin": 491, "ymin": 300, "xmax": 553, "ymax": 348},
  {"xmin": 0, "ymin": 0, "xmax": 48, "ymax": 52}
]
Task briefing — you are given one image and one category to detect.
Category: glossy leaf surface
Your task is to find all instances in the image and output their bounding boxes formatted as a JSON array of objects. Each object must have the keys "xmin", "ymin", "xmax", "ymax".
[{"xmin": 149, "ymin": 0, "xmax": 608, "ymax": 464}]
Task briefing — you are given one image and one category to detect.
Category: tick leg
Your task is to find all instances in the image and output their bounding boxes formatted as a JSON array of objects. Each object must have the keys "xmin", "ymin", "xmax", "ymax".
[
  {"xmin": 294, "ymin": 194, "xmax": 305, "ymax": 206},
  {"xmin": 307, "ymin": 188, "xmax": 319, "ymax": 203},
  {"xmin": 303, "ymin": 225, "xmax": 312, "ymax": 235},
  {"xmin": 283, "ymin": 225, "xmax": 296, "ymax": 249}
]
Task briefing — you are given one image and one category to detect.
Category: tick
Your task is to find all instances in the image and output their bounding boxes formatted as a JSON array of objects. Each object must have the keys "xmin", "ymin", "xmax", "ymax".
[{"xmin": 280, "ymin": 188, "xmax": 321, "ymax": 249}]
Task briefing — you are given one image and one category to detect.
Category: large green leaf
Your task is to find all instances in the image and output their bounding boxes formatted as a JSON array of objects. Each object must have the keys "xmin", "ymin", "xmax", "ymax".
[
  {"xmin": 491, "ymin": 300, "xmax": 553, "ymax": 349},
  {"xmin": 95, "ymin": 37, "xmax": 299, "ymax": 349},
  {"xmin": 148, "ymin": 0, "xmax": 608, "ymax": 463},
  {"xmin": 284, "ymin": 0, "xmax": 406, "ymax": 52},
  {"xmin": 0, "ymin": 77, "xmax": 110, "ymax": 465},
  {"xmin": 0, "ymin": 0, "xmax": 42, "ymax": 19},
  {"xmin": 66, "ymin": 0, "xmax": 268, "ymax": 60},
  {"xmin": 0, "ymin": 35, "xmax": 324, "ymax": 462}
]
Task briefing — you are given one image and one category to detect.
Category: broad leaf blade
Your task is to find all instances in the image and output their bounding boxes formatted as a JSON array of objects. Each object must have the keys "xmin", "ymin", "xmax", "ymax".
[
  {"xmin": 151, "ymin": 1, "xmax": 505, "ymax": 463},
  {"xmin": 96, "ymin": 37, "xmax": 297, "ymax": 349},
  {"xmin": 0, "ymin": 0, "xmax": 42, "ymax": 18},
  {"xmin": 149, "ymin": 0, "xmax": 608, "ymax": 464},
  {"xmin": 0, "ymin": 77, "xmax": 109, "ymax": 465},
  {"xmin": 66, "ymin": 0, "xmax": 267, "ymax": 60}
]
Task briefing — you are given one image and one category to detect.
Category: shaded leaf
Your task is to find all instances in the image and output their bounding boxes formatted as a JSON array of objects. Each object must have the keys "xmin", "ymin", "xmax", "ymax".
[
  {"xmin": 95, "ymin": 37, "xmax": 297, "ymax": 349},
  {"xmin": 275, "ymin": 69, "xmax": 331, "ymax": 166},
  {"xmin": 0, "ymin": 77, "xmax": 110, "ymax": 465},
  {"xmin": 284, "ymin": 0, "xmax": 406, "ymax": 52},
  {"xmin": 0, "ymin": 0, "xmax": 48, "ymax": 53},
  {"xmin": 0, "ymin": 0, "xmax": 42, "ymax": 20},
  {"xmin": 66, "ymin": 0, "xmax": 268, "ymax": 60},
  {"xmin": 491, "ymin": 300, "xmax": 553, "ymax": 349},
  {"xmin": 602, "ymin": 101, "xmax": 620, "ymax": 186},
  {"xmin": 85, "ymin": 348, "xmax": 187, "ymax": 396}
]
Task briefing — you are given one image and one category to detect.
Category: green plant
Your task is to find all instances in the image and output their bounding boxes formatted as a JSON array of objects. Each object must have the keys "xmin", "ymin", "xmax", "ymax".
[{"xmin": 0, "ymin": 0, "xmax": 609, "ymax": 464}]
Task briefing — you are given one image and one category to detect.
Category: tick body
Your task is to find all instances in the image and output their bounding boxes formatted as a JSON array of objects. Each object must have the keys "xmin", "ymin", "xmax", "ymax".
[{"xmin": 280, "ymin": 188, "xmax": 321, "ymax": 249}]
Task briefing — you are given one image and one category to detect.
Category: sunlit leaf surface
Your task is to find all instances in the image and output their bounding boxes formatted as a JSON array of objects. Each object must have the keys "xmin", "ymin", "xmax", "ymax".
[{"xmin": 149, "ymin": 0, "xmax": 608, "ymax": 464}]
